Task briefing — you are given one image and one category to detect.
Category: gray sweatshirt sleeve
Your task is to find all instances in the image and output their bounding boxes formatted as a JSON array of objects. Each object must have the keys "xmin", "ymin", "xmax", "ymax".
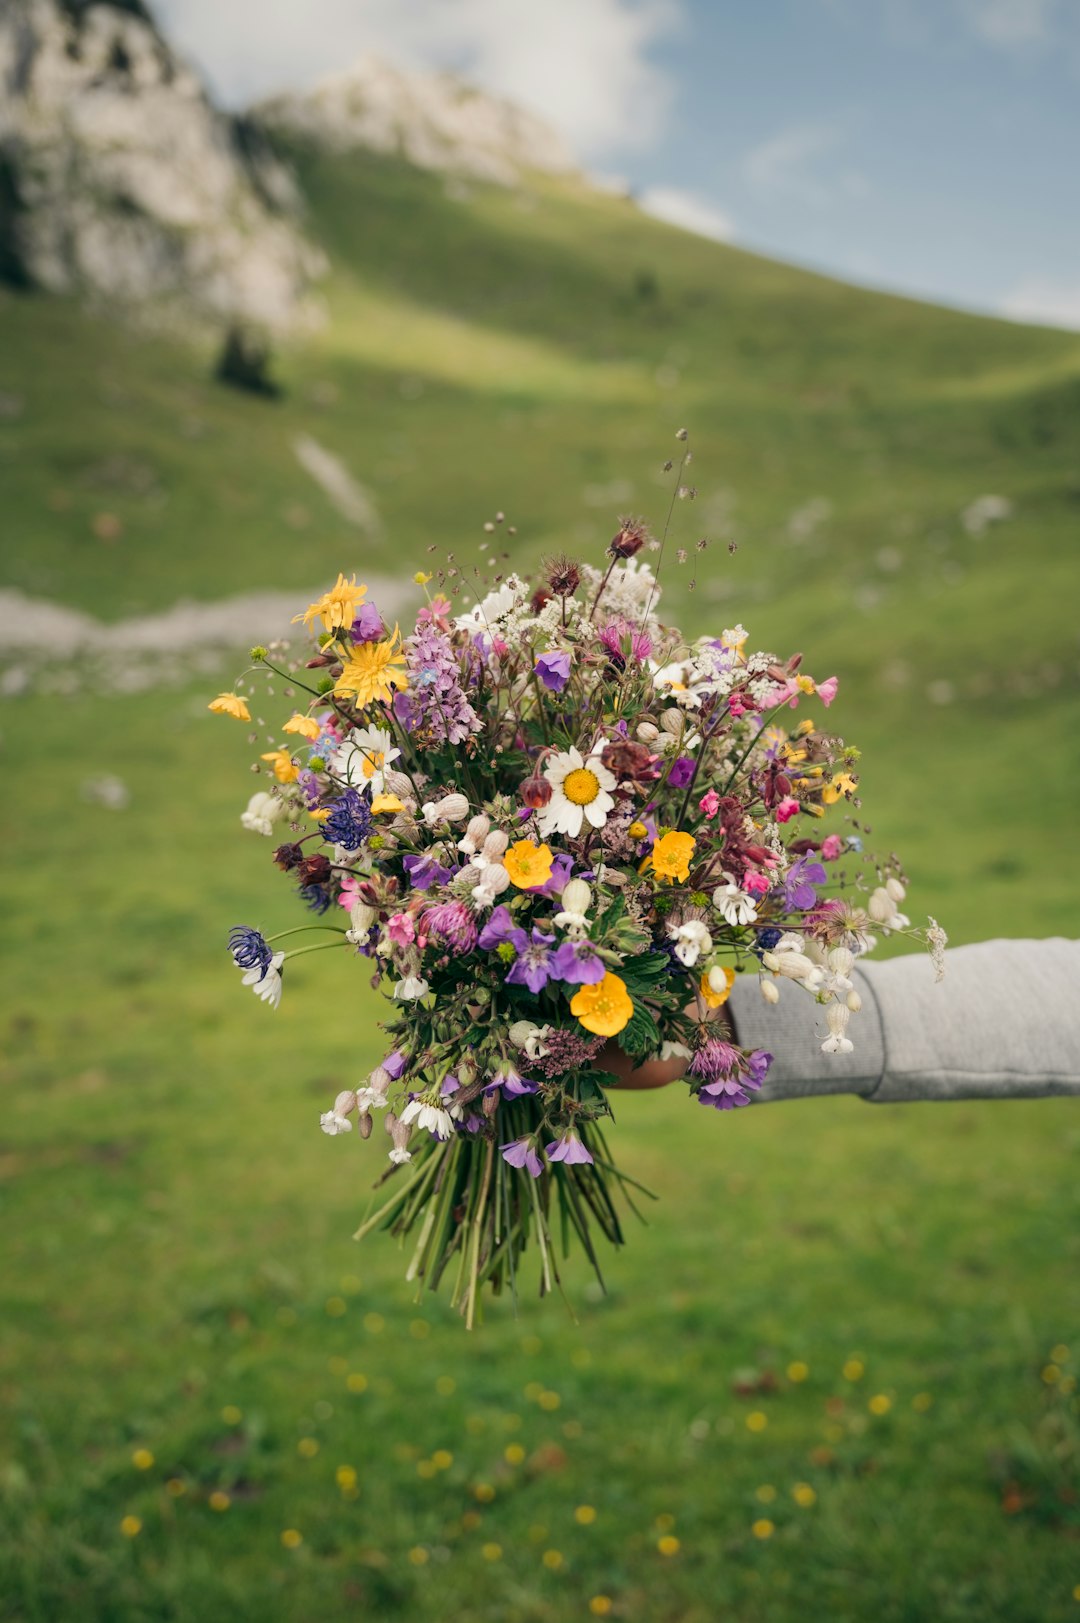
[{"xmin": 727, "ymin": 938, "xmax": 1080, "ymax": 1104}]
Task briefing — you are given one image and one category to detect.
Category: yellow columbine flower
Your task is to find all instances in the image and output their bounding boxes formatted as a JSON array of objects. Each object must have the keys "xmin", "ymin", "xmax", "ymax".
[
  {"xmin": 208, "ymin": 692, "xmax": 251, "ymax": 721},
  {"xmin": 570, "ymin": 972, "xmax": 634, "ymax": 1037},
  {"xmin": 261, "ymin": 748, "xmax": 299, "ymax": 784},
  {"xmin": 647, "ymin": 830, "xmax": 696, "ymax": 884},
  {"xmin": 334, "ymin": 630, "xmax": 409, "ymax": 708},
  {"xmin": 822, "ymin": 770, "xmax": 859, "ymax": 806},
  {"xmin": 795, "ymin": 718, "xmax": 816, "ymax": 736},
  {"xmin": 294, "ymin": 573, "xmax": 367, "ymax": 635},
  {"xmin": 504, "ymin": 839, "xmax": 554, "ymax": 889},
  {"xmin": 283, "ymin": 713, "xmax": 321, "ymax": 741},
  {"xmin": 371, "ymin": 793, "xmax": 405, "ymax": 814},
  {"xmin": 700, "ymin": 966, "xmax": 735, "ymax": 1009}
]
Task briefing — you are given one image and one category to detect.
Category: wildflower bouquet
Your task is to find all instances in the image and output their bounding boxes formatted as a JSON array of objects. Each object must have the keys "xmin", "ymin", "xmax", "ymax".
[{"xmin": 214, "ymin": 447, "xmax": 940, "ymax": 1320}]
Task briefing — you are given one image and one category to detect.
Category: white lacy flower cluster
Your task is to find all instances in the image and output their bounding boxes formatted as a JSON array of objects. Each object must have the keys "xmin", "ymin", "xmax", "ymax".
[{"xmin": 758, "ymin": 934, "xmax": 864, "ymax": 1054}]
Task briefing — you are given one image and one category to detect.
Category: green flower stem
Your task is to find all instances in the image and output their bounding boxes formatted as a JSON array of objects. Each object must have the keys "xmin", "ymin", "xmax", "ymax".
[
  {"xmin": 281, "ymin": 940, "xmax": 348, "ymax": 962},
  {"xmin": 266, "ymin": 924, "xmax": 347, "ymax": 944}
]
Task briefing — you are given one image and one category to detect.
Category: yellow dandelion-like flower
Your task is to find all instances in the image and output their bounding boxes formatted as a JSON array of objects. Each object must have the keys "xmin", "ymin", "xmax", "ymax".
[
  {"xmin": 283, "ymin": 713, "xmax": 321, "ymax": 741},
  {"xmin": 504, "ymin": 840, "xmax": 555, "ymax": 889},
  {"xmin": 334, "ymin": 630, "xmax": 408, "ymax": 708},
  {"xmin": 646, "ymin": 830, "xmax": 696, "ymax": 884},
  {"xmin": 120, "ymin": 1515, "xmax": 142, "ymax": 1538},
  {"xmin": 574, "ymin": 1505, "xmax": 597, "ymax": 1526},
  {"xmin": 261, "ymin": 748, "xmax": 299, "ymax": 785},
  {"xmin": 132, "ymin": 1448, "xmax": 154, "ymax": 1471},
  {"xmin": 281, "ymin": 1528, "xmax": 303, "ymax": 1549},
  {"xmin": 208, "ymin": 692, "xmax": 251, "ymax": 721},
  {"xmin": 294, "ymin": 573, "xmax": 367, "ymax": 634},
  {"xmin": 751, "ymin": 1518, "xmax": 774, "ymax": 1540},
  {"xmin": 208, "ymin": 1490, "xmax": 230, "ymax": 1512},
  {"xmin": 657, "ymin": 1534, "xmax": 681, "ymax": 1556}
]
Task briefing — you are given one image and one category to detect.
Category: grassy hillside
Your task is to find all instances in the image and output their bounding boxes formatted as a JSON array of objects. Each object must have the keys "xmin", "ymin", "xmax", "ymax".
[{"xmin": 2, "ymin": 150, "xmax": 1079, "ymax": 1622}]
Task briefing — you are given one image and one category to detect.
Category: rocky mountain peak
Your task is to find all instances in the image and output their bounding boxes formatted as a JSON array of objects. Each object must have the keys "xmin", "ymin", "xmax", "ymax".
[
  {"xmin": 253, "ymin": 51, "xmax": 578, "ymax": 187},
  {"xmin": 0, "ymin": 0, "xmax": 323, "ymax": 331}
]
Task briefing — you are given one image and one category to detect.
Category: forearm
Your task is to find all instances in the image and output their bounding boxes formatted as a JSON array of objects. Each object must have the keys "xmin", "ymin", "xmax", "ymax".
[{"xmin": 729, "ymin": 938, "xmax": 1080, "ymax": 1104}]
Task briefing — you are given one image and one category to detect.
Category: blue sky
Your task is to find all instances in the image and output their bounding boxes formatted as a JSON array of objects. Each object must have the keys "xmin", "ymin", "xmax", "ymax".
[{"xmin": 159, "ymin": 0, "xmax": 1080, "ymax": 327}]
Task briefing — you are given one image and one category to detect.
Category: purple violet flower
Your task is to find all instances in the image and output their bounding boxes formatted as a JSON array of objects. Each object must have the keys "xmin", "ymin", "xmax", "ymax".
[
  {"xmin": 532, "ymin": 852, "xmax": 576, "ymax": 899},
  {"xmin": 485, "ymin": 1064, "xmax": 539, "ymax": 1098},
  {"xmin": 502, "ymin": 1138, "xmax": 544, "ymax": 1177},
  {"xmin": 535, "ymin": 649, "xmax": 571, "ymax": 692},
  {"xmin": 402, "ymin": 852, "xmax": 454, "ymax": 891},
  {"xmin": 351, "ymin": 603, "xmax": 385, "ymax": 643},
  {"xmin": 504, "ymin": 927, "xmax": 558, "ymax": 994},
  {"xmin": 778, "ymin": 857, "xmax": 828, "ymax": 911},
  {"xmin": 545, "ymin": 1133, "xmax": 594, "ymax": 1166},
  {"xmin": 549, "ymin": 940, "xmax": 606, "ymax": 985},
  {"xmin": 478, "ymin": 905, "xmax": 517, "ymax": 949},
  {"xmin": 668, "ymin": 755, "xmax": 697, "ymax": 790}
]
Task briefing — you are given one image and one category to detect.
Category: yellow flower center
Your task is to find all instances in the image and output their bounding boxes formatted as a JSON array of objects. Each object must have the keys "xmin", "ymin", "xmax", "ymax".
[
  {"xmin": 361, "ymin": 751, "xmax": 384, "ymax": 779},
  {"xmin": 563, "ymin": 767, "xmax": 600, "ymax": 806}
]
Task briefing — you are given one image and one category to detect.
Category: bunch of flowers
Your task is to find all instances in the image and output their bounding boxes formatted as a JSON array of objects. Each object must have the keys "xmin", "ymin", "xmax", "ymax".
[{"xmin": 213, "ymin": 449, "xmax": 942, "ymax": 1320}]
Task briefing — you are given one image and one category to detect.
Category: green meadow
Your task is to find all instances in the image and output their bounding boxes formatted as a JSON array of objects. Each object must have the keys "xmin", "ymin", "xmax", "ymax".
[{"xmin": 2, "ymin": 149, "xmax": 1079, "ymax": 1620}]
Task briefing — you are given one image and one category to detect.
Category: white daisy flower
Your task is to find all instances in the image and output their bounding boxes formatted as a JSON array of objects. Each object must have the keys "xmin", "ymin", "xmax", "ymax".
[
  {"xmin": 331, "ymin": 725, "xmax": 400, "ymax": 797},
  {"xmin": 242, "ymin": 951, "xmax": 284, "ymax": 1008},
  {"xmin": 537, "ymin": 747, "xmax": 616, "ymax": 840},
  {"xmin": 399, "ymin": 1098, "xmax": 453, "ymax": 1139}
]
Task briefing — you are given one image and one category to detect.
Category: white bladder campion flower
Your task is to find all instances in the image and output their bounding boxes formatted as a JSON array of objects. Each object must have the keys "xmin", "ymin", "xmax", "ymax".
[
  {"xmin": 668, "ymin": 918, "xmax": 712, "ymax": 967},
  {"xmin": 400, "ymin": 1097, "xmax": 453, "ymax": 1140},
  {"xmin": 712, "ymin": 876, "xmax": 759, "ymax": 927},
  {"xmin": 240, "ymin": 791, "xmax": 285, "ymax": 837},
  {"xmin": 394, "ymin": 974, "xmax": 430, "ymax": 1001},
  {"xmin": 509, "ymin": 1020, "xmax": 551, "ymax": 1059},
  {"xmin": 821, "ymin": 1001, "xmax": 854, "ymax": 1055},
  {"xmin": 320, "ymin": 1090, "xmax": 357, "ymax": 1135},
  {"xmin": 554, "ymin": 878, "xmax": 592, "ymax": 936}
]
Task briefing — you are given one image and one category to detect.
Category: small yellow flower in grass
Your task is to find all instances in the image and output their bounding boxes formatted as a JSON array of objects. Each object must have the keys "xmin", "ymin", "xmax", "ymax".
[
  {"xmin": 294, "ymin": 574, "xmax": 367, "ymax": 634},
  {"xmin": 751, "ymin": 1519, "xmax": 774, "ymax": 1540},
  {"xmin": 505, "ymin": 1444, "xmax": 526, "ymax": 1466},
  {"xmin": 364, "ymin": 1312, "xmax": 385, "ymax": 1334},
  {"xmin": 208, "ymin": 1491, "xmax": 230, "ymax": 1512},
  {"xmin": 261, "ymin": 748, "xmax": 299, "ymax": 785},
  {"xmin": 209, "ymin": 692, "xmax": 251, "ymax": 721},
  {"xmin": 654, "ymin": 1513, "xmax": 675, "ymax": 1532},
  {"xmin": 843, "ymin": 1358, "xmax": 865, "ymax": 1382},
  {"xmin": 165, "ymin": 1478, "xmax": 186, "ymax": 1497},
  {"xmin": 281, "ymin": 1528, "xmax": 303, "ymax": 1549},
  {"xmin": 474, "ymin": 1483, "xmax": 496, "ymax": 1503},
  {"xmin": 1073, "ymin": 1582, "xmax": 1080, "ymax": 1603},
  {"xmin": 755, "ymin": 1485, "xmax": 776, "ymax": 1504},
  {"xmin": 699, "ymin": 966, "xmax": 735, "ymax": 1010},
  {"xmin": 325, "ymin": 1295, "xmax": 346, "ymax": 1317},
  {"xmin": 221, "ymin": 1406, "xmax": 242, "ymax": 1425},
  {"xmin": 657, "ymin": 1534, "xmax": 681, "ymax": 1556},
  {"xmin": 120, "ymin": 1515, "xmax": 142, "ymax": 1538},
  {"xmin": 408, "ymin": 1546, "xmax": 429, "ymax": 1566},
  {"xmin": 282, "ymin": 713, "xmax": 321, "ymax": 741},
  {"xmin": 132, "ymin": 1448, "xmax": 154, "ymax": 1471},
  {"xmin": 336, "ymin": 1465, "xmax": 358, "ymax": 1490},
  {"xmin": 346, "ymin": 1372, "xmax": 368, "ymax": 1393},
  {"xmin": 793, "ymin": 1483, "xmax": 817, "ymax": 1508},
  {"xmin": 868, "ymin": 1394, "xmax": 892, "ymax": 1416},
  {"xmin": 416, "ymin": 1459, "xmax": 436, "ymax": 1480},
  {"xmin": 1043, "ymin": 1364, "xmax": 1061, "ymax": 1385},
  {"xmin": 1051, "ymin": 1343, "xmax": 1070, "ymax": 1363},
  {"xmin": 542, "ymin": 1549, "xmax": 563, "ymax": 1570},
  {"xmin": 746, "ymin": 1411, "xmax": 768, "ymax": 1432},
  {"xmin": 570, "ymin": 972, "xmax": 633, "ymax": 1038},
  {"xmin": 436, "ymin": 1375, "xmax": 456, "ymax": 1397},
  {"xmin": 589, "ymin": 1598, "xmax": 613, "ymax": 1617},
  {"xmin": 298, "ymin": 1437, "xmax": 319, "ymax": 1458},
  {"xmin": 538, "ymin": 1389, "xmax": 562, "ymax": 1411},
  {"xmin": 504, "ymin": 839, "xmax": 555, "ymax": 889},
  {"xmin": 432, "ymin": 1450, "xmax": 453, "ymax": 1471},
  {"xmin": 334, "ymin": 630, "xmax": 408, "ymax": 708},
  {"xmin": 482, "ymin": 1543, "xmax": 502, "ymax": 1562},
  {"xmin": 647, "ymin": 829, "xmax": 696, "ymax": 884},
  {"xmin": 574, "ymin": 1505, "xmax": 597, "ymax": 1526},
  {"xmin": 787, "ymin": 1361, "xmax": 809, "ymax": 1383}
]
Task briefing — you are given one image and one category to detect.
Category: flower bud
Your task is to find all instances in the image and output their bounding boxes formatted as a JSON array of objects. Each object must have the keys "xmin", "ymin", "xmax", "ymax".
[
  {"xmin": 520, "ymin": 772, "xmax": 552, "ymax": 809},
  {"xmin": 560, "ymin": 878, "xmax": 591, "ymax": 916},
  {"xmin": 846, "ymin": 989, "xmax": 862, "ymax": 1013},
  {"xmin": 659, "ymin": 708, "xmax": 684, "ymax": 737},
  {"xmin": 358, "ymin": 1111, "xmax": 373, "ymax": 1139},
  {"xmin": 827, "ymin": 947, "xmax": 855, "ymax": 979},
  {"xmin": 423, "ymin": 792, "xmax": 470, "ymax": 825},
  {"xmin": 481, "ymin": 864, "xmax": 510, "ymax": 896},
  {"xmin": 460, "ymin": 814, "xmax": 491, "ymax": 853},
  {"xmin": 867, "ymin": 887, "xmax": 897, "ymax": 923},
  {"xmin": 886, "ymin": 877, "xmax": 906, "ymax": 904},
  {"xmin": 636, "ymin": 721, "xmax": 660, "ymax": 743},
  {"xmin": 480, "ymin": 830, "xmax": 509, "ymax": 861},
  {"xmin": 759, "ymin": 977, "xmax": 780, "ymax": 1004}
]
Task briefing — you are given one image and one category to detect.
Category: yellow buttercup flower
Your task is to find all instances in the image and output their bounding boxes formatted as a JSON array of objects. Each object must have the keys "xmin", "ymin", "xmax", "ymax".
[
  {"xmin": 334, "ymin": 630, "xmax": 409, "ymax": 708},
  {"xmin": 261, "ymin": 748, "xmax": 299, "ymax": 784},
  {"xmin": 504, "ymin": 840, "xmax": 554, "ymax": 889},
  {"xmin": 700, "ymin": 966, "xmax": 735, "ymax": 1009},
  {"xmin": 208, "ymin": 692, "xmax": 251, "ymax": 721},
  {"xmin": 371, "ymin": 793, "xmax": 405, "ymax": 814},
  {"xmin": 294, "ymin": 573, "xmax": 367, "ymax": 634},
  {"xmin": 647, "ymin": 830, "xmax": 696, "ymax": 884},
  {"xmin": 822, "ymin": 770, "xmax": 859, "ymax": 806},
  {"xmin": 571, "ymin": 972, "xmax": 634, "ymax": 1037},
  {"xmin": 283, "ymin": 713, "xmax": 321, "ymax": 741}
]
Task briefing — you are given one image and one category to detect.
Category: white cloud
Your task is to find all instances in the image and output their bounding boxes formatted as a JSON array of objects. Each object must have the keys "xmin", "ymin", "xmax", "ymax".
[
  {"xmin": 637, "ymin": 186, "xmax": 735, "ymax": 241},
  {"xmin": 155, "ymin": 0, "xmax": 680, "ymax": 160},
  {"xmin": 960, "ymin": 0, "xmax": 1055, "ymax": 47},
  {"xmin": 998, "ymin": 277, "xmax": 1080, "ymax": 330},
  {"xmin": 742, "ymin": 123, "xmax": 840, "ymax": 204}
]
